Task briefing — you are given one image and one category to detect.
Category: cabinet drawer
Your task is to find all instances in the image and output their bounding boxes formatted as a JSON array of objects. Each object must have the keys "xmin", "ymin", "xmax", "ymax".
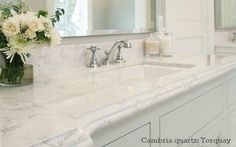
[
  {"xmin": 160, "ymin": 85, "xmax": 224, "ymax": 144},
  {"xmin": 227, "ymin": 77, "xmax": 236, "ymax": 106}
]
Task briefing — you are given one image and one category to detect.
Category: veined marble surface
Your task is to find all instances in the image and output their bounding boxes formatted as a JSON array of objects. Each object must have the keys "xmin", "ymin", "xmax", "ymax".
[
  {"xmin": 1, "ymin": 54, "xmax": 236, "ymax": 147},
  {"xmin": 215, "ymin": 43, "xmax": 236, "ymax": 48}
]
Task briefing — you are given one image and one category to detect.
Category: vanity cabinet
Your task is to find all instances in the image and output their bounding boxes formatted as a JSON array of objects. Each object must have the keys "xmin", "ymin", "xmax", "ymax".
[
  {"xmin": 160, "ymin": 85, "xmax": 224, "ymax": 146},
  {"xmin": 225, "ymin": 76, "xmax": 236, "ymax": 147},
  {"xmin": 92, "ymin": 70, "xmax": 236, "ymax": 147},
  {"xmin": 102, "ymin": 123, "xmax": 151, "ymax": 147},
  {"xmin": 226, "ymin": 108, "xmax": 236, "ymax": 147},
  {"xmin": 200, "ymin": 121, "xmax": 226, "ymax": 147},
  {"xmin": 92, "ymin": 109, "xmax": 156, "ymax": 147},
  {"xmin": 227, "ymin": 77, "xmax": 236, "ymax": 106}
]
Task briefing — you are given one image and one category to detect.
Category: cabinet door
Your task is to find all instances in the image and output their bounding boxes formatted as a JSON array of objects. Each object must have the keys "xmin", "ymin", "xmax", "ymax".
[
  {"xmin": 227, "ymin": 77, "xmax": 236, "ymax": 106},
  {"xmin": 228, "ymin": 109, "xmax": 236, "ymax": 147},
  {"xmin": 159, "ymin": 85, "xmax": 224, "ymax": 147},
  {"xmin": 165, "ymin": 0, "xmax": 209, "ymax": 54},
  {"xmin": 200, "ymin": 122, "xmax": 225, "ymax": 147},
  {"xmin": 102, "ymin": 123, "xmax": 151, "ymax": 147}
]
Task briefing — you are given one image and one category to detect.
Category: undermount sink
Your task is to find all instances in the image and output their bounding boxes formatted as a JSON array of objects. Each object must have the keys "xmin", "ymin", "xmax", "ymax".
[{"xmin": 94, "ymin": 63, "xmax": 193, "ymax": 83}]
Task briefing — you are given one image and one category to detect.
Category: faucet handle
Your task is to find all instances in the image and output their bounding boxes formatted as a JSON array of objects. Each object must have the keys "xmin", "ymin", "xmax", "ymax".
[
  {"xmin": 104, "ymin": 50, "xmax": 109, "ymax": 55},
  {"xmin": 87, "ymin": 46, "xmax": 100, "ymax": 68},
  {"xmin": 87, "ymin": 46, "xmax": 100, "ymax": 53}
]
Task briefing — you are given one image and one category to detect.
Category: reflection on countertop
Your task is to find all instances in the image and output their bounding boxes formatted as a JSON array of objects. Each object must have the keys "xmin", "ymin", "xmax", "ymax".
[{"xmin": 1, "ymin": 54, "xmax": 236, "ymax": 147}]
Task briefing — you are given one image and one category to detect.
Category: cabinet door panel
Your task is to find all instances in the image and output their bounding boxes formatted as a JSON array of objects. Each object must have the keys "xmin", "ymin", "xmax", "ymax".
[
  {"xmin": 160, "ymin": 85, "xmax": 224, "ymax": 147},
  {"xmin": 200, "ymin": 121, "xmax": 225, "ymax": 147},
  {"xmin": 227, "ymin": 77, "xmax": 236, "ymax": 106},
  {"xmin": 103, "ymin": 123, "xmax": 151, "ymax": 147},
  {"xmin": 228, "ymin": 109, "xmax": 236, "ymax": 147}
]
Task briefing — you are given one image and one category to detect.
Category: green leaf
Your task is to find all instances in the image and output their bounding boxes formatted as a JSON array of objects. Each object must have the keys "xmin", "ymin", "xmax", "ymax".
[
  {"xmin": 36, "ymin": 31, "xmax": 49, "ymax": 43},
  {"xmin": 0, "ymin": 32, "xmax": 7, "ymax": 48},
  {"xmin": 38, "ymin": 10, "xmax": 48, "ymax": 17},
  {"xmin": 50, "ymin": 8, "xmax": 65, "ymax": 26},
  {"xmin": 56, "ymin": 15, "xmax": 60, "ymax": 21},
  {"xmin": 60, "ymin": 8, "xmax": 65, "ymax": 15},
  {"xmin": 55, "ymin": 10, "xmax": 62, "ymax": 16},
  {"xmin": 2, "ymin": 8, "xmax": 11, "ymax": 17},
  {"xmin": 12, "ymin": 5, "xmax": 20, "ymax": 13}
]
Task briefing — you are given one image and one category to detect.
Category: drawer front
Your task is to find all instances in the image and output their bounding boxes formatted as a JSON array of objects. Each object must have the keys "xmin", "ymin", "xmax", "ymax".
[
  {"xmin": 160, "ymin": 85, "xmax": 224, "ymax": 145},
  {"xmin": 227, "ymin": 77, "xmax": 236, "ymax": 106}
]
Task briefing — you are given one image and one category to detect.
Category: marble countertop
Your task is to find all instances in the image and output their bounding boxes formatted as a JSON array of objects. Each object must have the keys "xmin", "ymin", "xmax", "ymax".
[
  {"xmin": 215, "ymin": 43, "xmax": 236, "ymax": 48},
  {"xmin": 1, "ymin": 54, "xmax": 236, "ymax": 147}
]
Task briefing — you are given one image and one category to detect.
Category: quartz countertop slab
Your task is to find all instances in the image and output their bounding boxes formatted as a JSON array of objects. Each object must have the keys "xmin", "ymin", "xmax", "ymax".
[
  {"xmin": 1, "ymin": 54, "xmax": 236, "ymax": 147},
  {"xmin": 215, "ymin": 43, "xmax": 236, "ymax": 48}
]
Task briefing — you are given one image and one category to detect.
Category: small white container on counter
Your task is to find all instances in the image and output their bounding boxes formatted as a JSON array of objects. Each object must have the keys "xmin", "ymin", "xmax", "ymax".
[
  {"xmin": 144, "ymin": 34, "xmax": 160, "ymax": 56},
  {"xmin": 159, "ymin": 33, "xmax": 173, "ymax": 57}
]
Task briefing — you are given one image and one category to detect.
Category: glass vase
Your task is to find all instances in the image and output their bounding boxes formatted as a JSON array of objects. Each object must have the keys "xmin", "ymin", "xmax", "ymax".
[{"xmin": 0, "ymin": 64, "xmax": 33, "ymax": 87}]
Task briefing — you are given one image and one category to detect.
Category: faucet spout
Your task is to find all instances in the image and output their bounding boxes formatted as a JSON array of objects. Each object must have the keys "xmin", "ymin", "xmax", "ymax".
[{"xmin": 103, "ymin": 40, "xmax": 132, "ymax": 65}]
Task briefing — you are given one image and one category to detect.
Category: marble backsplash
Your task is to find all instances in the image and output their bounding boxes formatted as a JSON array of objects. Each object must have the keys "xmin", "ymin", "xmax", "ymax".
[{"xmin": 29, "ymin": 39, "xmax": 145, "ymax": 73}]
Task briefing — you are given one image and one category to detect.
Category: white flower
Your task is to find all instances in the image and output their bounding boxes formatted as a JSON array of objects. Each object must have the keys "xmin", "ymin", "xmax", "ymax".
[
  {"xmin": 25, "ymin": 28, "xmax": 36, "ymax": 39},
  {"xmin": 0, "ymin": 37, "xmax": 32, "ymax": 63},
  {"xmin": 27, "ymin": 17, "xmax": 45, "ymax": 32},
  {"xmin": 40, "ymin": 16, "xmax": 53, "ymax": 30},
  {"xmin": 2, "ymin": 17, "xmax": 20, "ymax": 37},
  {"xmin": 49, "ymin": 29, "xmax": 62, "ymax": 46},
  {"xmin": 20, "ymin": 12, "xmax": 36, "ymax": 28}
]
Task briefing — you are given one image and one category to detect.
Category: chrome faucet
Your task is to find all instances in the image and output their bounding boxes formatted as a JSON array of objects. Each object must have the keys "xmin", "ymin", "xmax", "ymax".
[
  {"xmin": 102, "ymin": 40, "xmax": 132, "ymax": 66},
  {"xmin": 87, "ymin": 46, "xmax": 100, "ymax": 68}
]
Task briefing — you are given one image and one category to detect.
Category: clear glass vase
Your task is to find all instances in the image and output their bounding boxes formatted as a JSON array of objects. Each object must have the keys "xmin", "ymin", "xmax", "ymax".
[{"xmin": 0, "ymin": 64, "xmax": 33, "ymax": 87}]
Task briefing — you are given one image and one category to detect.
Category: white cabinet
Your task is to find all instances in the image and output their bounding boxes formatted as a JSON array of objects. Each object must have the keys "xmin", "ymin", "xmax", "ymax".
[
  {"xmin": 165, "ymin": 0, "xmax": 209, "ymax": 54},
  {"xmin": 102, "ymin": 123, "xmax": 151, "ymax": 147},
  {"xmin": 92, "ymin": 71, "xmax": 236, "ymax": 147},
  {"xmin": 200, "ymin": 121, "xmax": 226, "ymax": 147},
  {"xmin": 92, "ymin": 112, "xmax": 154, "ymax": 147},
  {"xmin": 159, "ymin": 85, "xmax": 224, "ymax": 147},
  {"xmin": 227, "ymin": 108, "xmax": 236, "ymax": 147},
  {"xmin": 227, "ymin": 77, "xmax": 236, "ymax": 106},
  {"xmin": 226, "ymin": 76, "xmax": 236, "ymax": 147},
  {"xmin": 160, "ymin": 85, "xmax": 224, "ymax": 142}
]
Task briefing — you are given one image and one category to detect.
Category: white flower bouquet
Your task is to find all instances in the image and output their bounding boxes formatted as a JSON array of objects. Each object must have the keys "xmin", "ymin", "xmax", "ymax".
[{"xmin": 0, "ymin": 0, "xmax": 64, "ymax": 86}]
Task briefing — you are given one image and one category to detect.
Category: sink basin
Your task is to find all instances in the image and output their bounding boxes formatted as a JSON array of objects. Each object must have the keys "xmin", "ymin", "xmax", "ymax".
[{"xmin": 95, "ymin": 64, "xmax": 184, "ymax": 83}]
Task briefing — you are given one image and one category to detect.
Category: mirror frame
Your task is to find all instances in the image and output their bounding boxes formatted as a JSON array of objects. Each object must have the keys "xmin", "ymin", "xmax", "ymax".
[
  {"xmin": 214, "ymin": 0, "xmax": 236, "ymax": 30},
  {"xmin": 52, "ymin": 0, "xmax": 158, "ymax": 38}
]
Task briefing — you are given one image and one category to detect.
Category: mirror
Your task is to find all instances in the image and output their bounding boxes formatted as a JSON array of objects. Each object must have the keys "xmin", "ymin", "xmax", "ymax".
[
  {"xmin": 215, "ymin": 0, "xmax": 236, "ymax": 29},
  {"xmin": 27, "ymin": 0, "xmax": 157, "ymax": 37}
]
